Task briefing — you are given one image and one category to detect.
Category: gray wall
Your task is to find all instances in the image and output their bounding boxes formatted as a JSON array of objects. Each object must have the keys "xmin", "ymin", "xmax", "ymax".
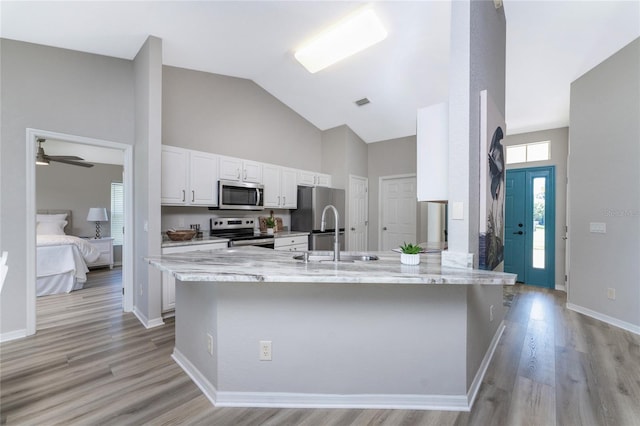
[
  {"xmin": 36, "ymin": 162, "xmax": 123, "ymax": 237},
  {"xmin": 447, "ymin": 0, "xmax": 505, "ymax": 267},
  {"xmin": 162, "ymin": 66, "xmax": 322, "ymax": 172},
  {"xmin": 568, "ymin": 38, "xmax": 640, "ymax": 329},
  {"xmin": 321, "ymin": 125, "xmax": 368, "ymax": 250},
  {"xmin": 505, "ymin": 127, "xmax": 569, "ymax": 289},
  {"xmin": 367, "ymin": 136, "xmax": 419, "ymax": 250},
  {"xmin": 36, "ymin": 162, "xmax": 124, "ymax": 264},
  {"xmin": 0, "ymin": 39, "xmax": 135, "ymax": 336},
  {"xmin": 133, "ymin": 36, "xmax": 164, "ymax": 326}
]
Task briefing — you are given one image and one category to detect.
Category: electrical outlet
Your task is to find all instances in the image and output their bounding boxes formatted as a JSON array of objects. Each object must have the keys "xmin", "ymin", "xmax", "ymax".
[
  {"xmin": 259, "ymin": 340, "xmax": 272, "ymax": 361},
  {"xmin": 607, "ymin": 288, "xmax": 616, "ymax": 300},
  {"xmin": 489, "ymin": 305, "xmax": 494, "ymax": 322},
  {"xmin": 207, "ymin": 333, "xmax": 214, "ymax": 356}
]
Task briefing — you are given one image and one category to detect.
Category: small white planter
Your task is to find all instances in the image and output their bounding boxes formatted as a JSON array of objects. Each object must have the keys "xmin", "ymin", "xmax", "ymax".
[
  {"xmin": 401, "ymin": 253, "xmax": 420, "ymax": 265},
  {"xmin": 266, "ymin": 228, "xmax": 274, "ymax": 235}
]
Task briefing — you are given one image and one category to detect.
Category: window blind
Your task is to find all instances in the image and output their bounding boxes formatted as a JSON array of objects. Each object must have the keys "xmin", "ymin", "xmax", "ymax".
[{"xmin": 110, "ymin": 182, "xmax": 124, "ymax": 246}]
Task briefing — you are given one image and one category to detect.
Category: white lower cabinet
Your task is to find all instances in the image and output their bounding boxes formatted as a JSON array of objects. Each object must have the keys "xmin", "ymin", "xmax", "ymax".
[
  {"xmin": 274, "ymin": 235, "xmax": 308, "ymax": 252},
  {"xmin": 161, "ymin": 242, "xmax": 227, "ymax": 314}
]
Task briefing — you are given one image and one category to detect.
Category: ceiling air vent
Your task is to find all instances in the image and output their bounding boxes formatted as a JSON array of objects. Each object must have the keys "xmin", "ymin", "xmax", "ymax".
[{"xmin": 355, "ymin": 97, "xmax": 370, "ymax": 106}]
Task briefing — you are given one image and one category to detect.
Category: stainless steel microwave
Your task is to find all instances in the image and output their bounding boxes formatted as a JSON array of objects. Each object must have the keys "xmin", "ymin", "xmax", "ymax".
[{"xmin": 218, "ymin": 180, "xmax": 264, "ymax": 210}]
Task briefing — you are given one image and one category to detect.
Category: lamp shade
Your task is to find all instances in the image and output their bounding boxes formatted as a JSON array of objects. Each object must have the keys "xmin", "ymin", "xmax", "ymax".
[{"xmin": 87, "ymin": 208, "xmax": 108, "ymax": 222}]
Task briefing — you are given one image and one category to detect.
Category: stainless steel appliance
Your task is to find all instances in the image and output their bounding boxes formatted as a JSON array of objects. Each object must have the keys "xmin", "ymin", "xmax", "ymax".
[
  {"xmin": 218, "ymin": 180, "xmax": 264, "ymax": 210},
  {"xmin": 291, "ymin": 186, "xmax": 345, "ymax": 251},
  {"xmin": 209, "ymin": 217, "xmax": 274, "ymax": 248}
]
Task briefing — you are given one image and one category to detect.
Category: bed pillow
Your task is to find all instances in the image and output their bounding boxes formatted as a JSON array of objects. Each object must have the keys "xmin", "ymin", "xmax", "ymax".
[
  {"xmin": 37, "ymin": 213, "xmax": 68, "ymax": 222},
  {"xmin": 37, "ymin": 220, "xmax": 67, "ymax": 235}
]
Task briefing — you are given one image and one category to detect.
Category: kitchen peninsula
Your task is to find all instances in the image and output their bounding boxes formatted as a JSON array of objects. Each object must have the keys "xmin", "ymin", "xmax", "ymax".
[{"xmin": 147, "ymin": 247, "xmax": 516, "ymax": 411}]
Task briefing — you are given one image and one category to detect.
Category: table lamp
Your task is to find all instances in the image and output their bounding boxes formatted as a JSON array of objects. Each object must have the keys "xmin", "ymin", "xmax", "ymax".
[{"xmin": 87, "ymin": 208, "xmax": 108, "ymax": 239}]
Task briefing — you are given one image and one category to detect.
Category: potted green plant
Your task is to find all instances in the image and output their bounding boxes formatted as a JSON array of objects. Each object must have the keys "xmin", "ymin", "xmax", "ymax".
[
  {"xmin": 400, "ymin": 242, "xmax": 421, "ymax": 265},
  {"xmin": 265, "ymin": 216, "xmax": 276, "ymax": 235}
]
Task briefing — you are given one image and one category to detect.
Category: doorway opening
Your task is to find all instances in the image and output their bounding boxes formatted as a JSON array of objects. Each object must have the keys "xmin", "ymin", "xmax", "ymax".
[
  {"xmin": 504, "ymin": 166, "xmax": 555, "ymax": 288},
  {"xmin": 26, "ymin": 129, "xmax": 133, "ymax": 336}
]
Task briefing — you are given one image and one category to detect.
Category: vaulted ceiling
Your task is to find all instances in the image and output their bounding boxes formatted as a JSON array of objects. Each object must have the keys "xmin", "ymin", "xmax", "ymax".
[{"xmin": 2, "ymin": 1, "xmax": 638, "ymax": 143}]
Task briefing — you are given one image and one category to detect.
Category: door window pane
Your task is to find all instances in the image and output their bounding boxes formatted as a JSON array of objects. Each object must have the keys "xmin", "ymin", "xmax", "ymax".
[
  {"xmin": 527, "ymin": 142, "xmax": 550, "ymax": 162},
  {"xmin": 532, "ymin": 177, "xmax": 545, "ymax": 269},
  {"xmin": 506, "ymin": 145, "xmax": 527, "ymax": 164}
]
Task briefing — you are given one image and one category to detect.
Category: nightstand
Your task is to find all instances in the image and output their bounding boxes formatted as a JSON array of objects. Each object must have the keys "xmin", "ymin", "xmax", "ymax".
[{"xmin": 84, "ymin": 237, "xmax": 114, "ymax": 269}]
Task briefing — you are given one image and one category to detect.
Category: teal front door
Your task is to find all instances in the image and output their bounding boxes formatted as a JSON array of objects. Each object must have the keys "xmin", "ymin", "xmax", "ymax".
[{"xmin": 504, "ymin": 167, "xmax": 555, "ymax": 288}]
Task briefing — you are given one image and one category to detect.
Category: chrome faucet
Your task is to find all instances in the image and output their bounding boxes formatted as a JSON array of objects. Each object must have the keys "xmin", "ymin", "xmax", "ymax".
[{"xmin": 320, "ymin": 204, "xmax": 340, "ymax": 262}]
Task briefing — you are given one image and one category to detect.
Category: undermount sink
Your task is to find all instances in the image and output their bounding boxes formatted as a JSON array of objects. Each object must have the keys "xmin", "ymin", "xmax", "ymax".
[{"xmin": 293, "ymin": 251, "xmax": 379, "ymax": 263}]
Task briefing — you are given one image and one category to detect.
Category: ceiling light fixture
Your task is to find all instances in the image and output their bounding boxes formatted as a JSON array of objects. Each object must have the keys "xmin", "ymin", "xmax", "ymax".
[{"xmin": 295, "ymin": 8, "xmax": 387, "ymax": 74}]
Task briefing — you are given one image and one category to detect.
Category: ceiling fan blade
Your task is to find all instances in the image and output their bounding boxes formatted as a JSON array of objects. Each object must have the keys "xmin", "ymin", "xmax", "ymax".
[
  {"xmin": 45, "ymin": 155, "xmax": 85, "ymax": 161},
  {"xmin": 50, "ymin": 158, "xmax": 94, "ymax": 168}
]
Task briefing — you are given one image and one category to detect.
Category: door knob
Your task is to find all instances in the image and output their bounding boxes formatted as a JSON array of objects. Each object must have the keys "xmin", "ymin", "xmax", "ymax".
[
  {"xmin": 513, "ymin": 231, "xmax": 523, "ymax": 235},
  {"xmin": 518, "ymin": 223, "xmax": 524, "ymax": 227},
  {"xmin": 383, "ymin": 227, "xmax": 387, "ymax": 231},
  {"xmin": 351, "ymin": 227, "xmax": 356, "ymax": 231}
]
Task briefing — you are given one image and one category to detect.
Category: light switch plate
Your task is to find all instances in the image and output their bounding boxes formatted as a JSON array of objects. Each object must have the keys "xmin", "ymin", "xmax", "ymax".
[
  {"xmin": 452, "ymin": 202, "xmax": 464, "ymax": 220},
  {"xmin": 589, "ymin": 222, "xmax": 606, "ymax": 233}
]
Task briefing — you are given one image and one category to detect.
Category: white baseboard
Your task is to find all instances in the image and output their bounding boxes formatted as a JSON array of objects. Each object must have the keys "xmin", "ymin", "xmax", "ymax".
[
  {"xmin": 172, "ymin": 348, "xmax": 218, "ymax": 406},
  {"xmin": 0, "ymin": 328, "xmax": 28, "ymax": 343},
  {"xmin": 466, "ymin": 321, "xmax": 505, "ymax": 409},
  {"xmin": 567, "ymin": 303, "xmax": 640, "ymax": 335},
  {"xmin": 133, "ymin": 306, "xmax": 164, "ymax": 329},
  {"xmin": 171, "ymin": 349, "xmax": 470, "ymax": 412},
  {"xmin": 555, "ymin": 284, "xmax": 566, "ymax": 292}
]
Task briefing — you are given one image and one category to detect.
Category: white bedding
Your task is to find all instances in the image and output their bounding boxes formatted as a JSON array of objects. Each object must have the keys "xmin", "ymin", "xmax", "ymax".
[
  {"xmin": 37, "ymin": 235, "xmax": 101, "ymax": 263},
  {"xmin": 36, "ymin": 235, "xmax": 101, "ymax": 296}
]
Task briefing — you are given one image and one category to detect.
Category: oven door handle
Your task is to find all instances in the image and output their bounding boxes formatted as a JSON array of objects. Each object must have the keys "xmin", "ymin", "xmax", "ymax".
[{"xmin": 230, "ymin": 238, "xmax": 273, "ymax": 247}]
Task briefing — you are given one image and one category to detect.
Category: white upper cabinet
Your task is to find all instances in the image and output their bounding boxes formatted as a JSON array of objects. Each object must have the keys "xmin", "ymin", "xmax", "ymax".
[
  {"xmin": 189, "ymin": 151, "xmax": 218, "ymax": 206},
  {"xmin": 161, "ymin": 145, "xmax": 218, "ymax": 206},
  {"xmin": 296, "ymin": 170, "xmax": 332, "ymax": 187},
  {"xmin": 281, "ymin": 168, "xmax": 298, "ymax": 208},
  {"xmin": 219, "ymin": 156, "xmax": 263, "ymax": 183},
  {"xmin": 263, "ymin": 164, "xmax": 298, "ymax": 209},
  {"xmin": 161, "ymin": 146, "xmax": 189, "ymax": 205},
  {"xmin": 416, "ymin": 103, "xmax": 448, "ymax": 202}
]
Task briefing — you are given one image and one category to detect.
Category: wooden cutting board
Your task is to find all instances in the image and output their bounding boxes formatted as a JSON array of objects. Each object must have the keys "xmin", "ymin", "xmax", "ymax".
[{"xmin": 258, "ymin": 216, "xmax": 283, "ymax": 232}]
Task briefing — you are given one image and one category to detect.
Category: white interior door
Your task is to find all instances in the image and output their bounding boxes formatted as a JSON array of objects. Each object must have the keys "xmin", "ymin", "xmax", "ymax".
[
  {"xmin": 348, "ymin": 175, "xmax": 368, "ymax": 251},
  {"xmin": 380, "ymin": 175, "xmax": 417, "ymax": 250}
]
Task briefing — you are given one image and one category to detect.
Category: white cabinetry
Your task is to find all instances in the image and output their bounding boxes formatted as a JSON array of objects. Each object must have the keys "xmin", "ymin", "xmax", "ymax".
[
  {"xmin": 297, "ymin": 170, "xmax": 332, "ymax": 187},
  {"xmin": 274, "ymin": 235, "xmax": 308, "ymax": 252},
  {"xmin": 161, "ymin": 242, "xmax": 227, "ymax": 313},
  {"xmin": 263, "ymin": 165, "xmax": 298, "ymax": 209},
  {"xmin": 161, "ymin": 145, "xmax": 218, "ymax": 206},
  {"xmin": 219, "ymin": 156, "xmax": 263, "ymax": 183},
  {"xmin": 85, "ymin": 237, "xmax": 114, "ymax": 269},
  {"xmin": 161, "ymin": 146, "xmax": 188, "ymax": 204}
]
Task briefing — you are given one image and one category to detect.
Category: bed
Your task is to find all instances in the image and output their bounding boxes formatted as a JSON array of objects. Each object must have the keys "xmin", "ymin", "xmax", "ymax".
[{"xmin": 36, "ymin": 210, "xmax": 100, "ymax": 296}]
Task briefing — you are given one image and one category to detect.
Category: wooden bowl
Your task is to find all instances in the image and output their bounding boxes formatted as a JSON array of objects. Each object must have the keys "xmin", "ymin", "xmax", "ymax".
[{"xmin": 166, "ymin": 229, "xmax": 197, "ymax": 241}]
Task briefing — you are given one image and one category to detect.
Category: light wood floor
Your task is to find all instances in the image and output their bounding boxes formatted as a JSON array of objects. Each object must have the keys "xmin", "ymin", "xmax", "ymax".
[{"xmin": 1, "ymin": 268, "xmax": 639, "ymax": 425}]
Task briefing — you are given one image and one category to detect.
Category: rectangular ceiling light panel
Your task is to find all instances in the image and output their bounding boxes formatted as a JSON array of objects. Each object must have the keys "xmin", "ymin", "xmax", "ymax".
[{"xmin": 295, "ymin": 8, "xmax": 387, "ymax": 74}]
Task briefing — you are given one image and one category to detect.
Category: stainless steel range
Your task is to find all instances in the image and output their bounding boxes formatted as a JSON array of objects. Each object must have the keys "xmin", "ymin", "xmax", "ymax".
[{"xmin": 209, "ymin": 217, "xmax": 274, "ymax": 248}]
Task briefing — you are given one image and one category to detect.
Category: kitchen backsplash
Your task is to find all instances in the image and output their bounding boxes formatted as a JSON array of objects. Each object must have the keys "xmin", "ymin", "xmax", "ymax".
[{"xmin": 161, "ymin": 206, "xmax": 291, "ymax": 232}]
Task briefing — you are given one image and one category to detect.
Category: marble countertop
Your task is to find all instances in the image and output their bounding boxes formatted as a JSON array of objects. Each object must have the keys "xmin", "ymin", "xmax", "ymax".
[
  {"xmin": 161, "ymin": 231, "xmax": 308, "ymax": 248},
  {"xmin": 272, "ymin": 231, "xmax": 309, "ymax": 238},
  {"xmin": 147, "ymin": 246, "xmax": 516, "ymax": 285},
  {"xmin": 161, "ymin": 235, "xmax": 229, "ymax": 248}
]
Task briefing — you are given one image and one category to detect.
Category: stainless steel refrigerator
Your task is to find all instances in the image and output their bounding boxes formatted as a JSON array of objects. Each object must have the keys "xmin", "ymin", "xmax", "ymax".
[{"xmin": 291, "ymin": 186, "xmax": 345, "ymax": 251}]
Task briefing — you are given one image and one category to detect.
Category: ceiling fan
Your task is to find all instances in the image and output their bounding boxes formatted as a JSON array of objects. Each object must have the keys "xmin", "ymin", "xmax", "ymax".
[{"xmin": 36, "ymin": 138, "xmax": 94, "ymax": 168}]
